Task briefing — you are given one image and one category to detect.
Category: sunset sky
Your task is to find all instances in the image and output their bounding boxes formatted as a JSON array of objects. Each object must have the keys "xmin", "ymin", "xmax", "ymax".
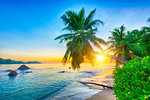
[{"xmin": 0, "ymin": 0, "xmax": 150, "ymax": 63}]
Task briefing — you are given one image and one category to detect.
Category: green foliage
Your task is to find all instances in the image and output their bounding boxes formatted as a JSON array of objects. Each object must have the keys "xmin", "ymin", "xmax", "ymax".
[
  {"xmin": 55, "ymin": 8, "xmax": 106, "ymax": 70},
  {"xmin": 140, "ymin": 31, "xmax": 150, "ymax": 55},
  {"xmin": 113, "ymin": 56, "xmax": 150, "ymax": 100},
  {"xmin": 107, "ymin": 25, "xmax": 148, "ymax": 66}
]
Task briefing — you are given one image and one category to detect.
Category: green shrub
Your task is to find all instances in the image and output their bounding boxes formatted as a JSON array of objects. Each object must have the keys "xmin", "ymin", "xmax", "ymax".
[{"xmin": 113, "ymin": 56, "xmax": 150, "ymax": 100}]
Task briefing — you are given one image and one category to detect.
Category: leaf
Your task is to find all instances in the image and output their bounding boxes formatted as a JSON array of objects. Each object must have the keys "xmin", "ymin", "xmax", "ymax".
[{"xmin": 54, "ymin": 33, "xmax": 74, "ymax": 40}]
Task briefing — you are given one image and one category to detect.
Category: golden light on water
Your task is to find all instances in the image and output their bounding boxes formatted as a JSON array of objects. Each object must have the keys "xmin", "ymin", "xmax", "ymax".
[{"xmin": 97, "ymin": 55, "xmax": 104, "ymax": 61}]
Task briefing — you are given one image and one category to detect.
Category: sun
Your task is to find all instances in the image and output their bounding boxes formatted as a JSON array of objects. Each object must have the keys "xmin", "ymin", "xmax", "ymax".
[{"xmin": 97, "ymin": 56, "xmax": 104, "ymax": 61}]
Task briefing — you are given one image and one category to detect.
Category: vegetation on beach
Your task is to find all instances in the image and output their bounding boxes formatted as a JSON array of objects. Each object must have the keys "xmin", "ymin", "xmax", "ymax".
[
  {"xmin": 55, "ymin": 8, "xmax": 149, "ymax": 68},
  {"xmin": 55, "ymin": 8, "xmax": 150, "ymax": 99},
  {"xmin": 110, "ymin": 18, "xmax": 150, "ymax": 99},
  {"xmin": 55, "ymin": 8, "xmax": 107, "ymax": 70},
  {"xmin": 113, "ymin": 56, "xmax": 150, "ymax": 99},
  {"xmin": 106, "ymin": 25, "xmax": 149, "ymax": 66}
]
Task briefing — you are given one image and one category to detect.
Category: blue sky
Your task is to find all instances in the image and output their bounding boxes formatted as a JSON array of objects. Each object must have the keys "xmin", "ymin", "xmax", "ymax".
[{"xmin": 0, "ymin": 0, "xmax": 150, "ymax": 62}]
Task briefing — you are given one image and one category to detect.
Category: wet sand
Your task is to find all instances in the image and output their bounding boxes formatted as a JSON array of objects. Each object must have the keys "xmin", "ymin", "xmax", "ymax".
[
  {"xmin": 83, "ymin": 67, "xmax": 116, "ymax": 100},
  {"xmin": 85, "ymin": 90, "xmax": 115, "ymax": 100}
]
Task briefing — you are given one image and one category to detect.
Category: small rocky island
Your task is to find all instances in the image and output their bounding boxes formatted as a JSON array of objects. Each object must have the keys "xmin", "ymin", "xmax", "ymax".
[{"xmin": 18, "ymin": 64, "xmax": 30, "ymax": 69}]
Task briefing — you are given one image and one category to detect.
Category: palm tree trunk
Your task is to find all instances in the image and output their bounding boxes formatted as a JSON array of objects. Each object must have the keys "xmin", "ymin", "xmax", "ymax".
[
  {"xmin": 129, "ymin": 53, "xmax": 143, "ymax": 60},
  {"xmin": 95, "ymin": 52, "xmax": 143, "ymax": 64},
  {"xmin": 104, "ymin": 54, "xmax": 128, "ymax": 64},
  {"xmin": 95, "ymin": 52, "xmax": 128, "ymax": 64}
]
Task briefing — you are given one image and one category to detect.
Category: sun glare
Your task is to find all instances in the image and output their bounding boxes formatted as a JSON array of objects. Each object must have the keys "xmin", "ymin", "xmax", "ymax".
[{"xmin": 97, "ymin": 56, "xmax": 104, "ymax": 61}]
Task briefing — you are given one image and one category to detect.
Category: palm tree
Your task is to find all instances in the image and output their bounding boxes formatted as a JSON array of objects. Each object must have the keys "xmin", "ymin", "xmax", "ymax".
[
  {"xmin": 106, "ymin": 25, "xmax": 147, "ymax": 66},
  {"xmin": 55, "ymin": 8, "xmax": 107, "ymax": 70}
]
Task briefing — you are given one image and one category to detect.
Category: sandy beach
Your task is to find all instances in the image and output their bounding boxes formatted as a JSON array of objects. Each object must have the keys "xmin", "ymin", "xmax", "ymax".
[
  {"xmin": 82, "ymin": 67, "xmax": 116, "ymax": 100},
  {"xmin": 86, "ymin": 90, "xmax": 115, "ymax": 100}
]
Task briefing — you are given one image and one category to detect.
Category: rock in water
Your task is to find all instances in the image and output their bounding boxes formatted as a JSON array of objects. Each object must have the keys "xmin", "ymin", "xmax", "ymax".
[
  {"xmin": 8, "ymin": 71, "xmax": 18, "ymax": 76},
  {"xmin": 58, "ymin": 71, "xmax": 65, "ymax": 73},
  {"xmin": 25, "ymin": 71, "xmax": 32, "ymax": 73},
  {"xmin": 18, "ymin": 64, "xmax": 30, "ymax": 69}
]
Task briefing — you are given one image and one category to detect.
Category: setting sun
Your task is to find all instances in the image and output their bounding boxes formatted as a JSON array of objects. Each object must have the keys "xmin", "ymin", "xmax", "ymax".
[{"xmin": 97, "ymin": 56, "xmax": 104, "ymax": 61}]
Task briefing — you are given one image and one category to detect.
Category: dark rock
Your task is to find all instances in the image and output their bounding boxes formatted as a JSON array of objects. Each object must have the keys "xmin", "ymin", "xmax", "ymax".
[
  {"xmin": 58, "ymin": 71, "xmax": 65, "ymax": 73},
  {"xmin": 25, "ymin": 71, "xmax": 32, "ymax": 73},
  {"xmin": 85, "ymin": 71, "xmax": 94, "ymax": 74},
  {"xmin": 84, "ymin": 71, "xmax": 96, "ymax": 76},
  {"xmin": 18, "ymin": 64, "xmax": 30, "ymax": 69},
  {"xmin": 8, "ymin": 71, "xmax": 18, "ymax": 76}
]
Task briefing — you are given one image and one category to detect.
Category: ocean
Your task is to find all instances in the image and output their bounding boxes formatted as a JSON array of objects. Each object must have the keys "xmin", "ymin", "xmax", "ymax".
[{"xmin": 0, "ymin": 63, "xmax": 104, "ymax": 100}]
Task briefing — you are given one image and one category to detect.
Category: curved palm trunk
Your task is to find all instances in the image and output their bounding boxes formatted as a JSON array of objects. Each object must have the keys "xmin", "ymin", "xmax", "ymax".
[
  {"xmin": 95, "ymin": 52, "xmax": 128, "ymax": 64},
  {"xmin": 105, "ymin": 54, "xmax": 128, "ymax": 64},
  {"xmin": 95, "ymin": 52, "xmax": 143, "ymax": 64},
  {"xmin": 129, "ymin": 53, "xmax": 143, "ymax": 60}
]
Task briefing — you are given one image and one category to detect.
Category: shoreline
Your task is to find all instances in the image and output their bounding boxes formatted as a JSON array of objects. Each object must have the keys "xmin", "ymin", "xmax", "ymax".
[
  {"xmin": 85, "ymin": 90, "xmax": 115, "ymax": 100},
  {"xmin": 81, "ymin": 68, "xmax": 116, "ymax": 100}
]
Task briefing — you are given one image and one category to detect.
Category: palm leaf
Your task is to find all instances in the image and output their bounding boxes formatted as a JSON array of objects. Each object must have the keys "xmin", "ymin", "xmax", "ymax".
[
  {"xmin": 96, "ymin": 37, "xmax": 107, "ymax": 45},
  {"xmin": 84, "ymin": 20, "xmax": 103, "ymax": 30},
  {"xmin": 54, "ymin": 33, "xmax": 74, "ymax": 40},
  {"xmin": 93, "ymin": 41, "xmax": 103, "ymax": 51},
  {"xmin": 84, "ymin": 8, "xmax": 96, "ymax": 26},
  {"xmin": 62, "ymin": 46, "xmax": 71, "ymax": 63}
]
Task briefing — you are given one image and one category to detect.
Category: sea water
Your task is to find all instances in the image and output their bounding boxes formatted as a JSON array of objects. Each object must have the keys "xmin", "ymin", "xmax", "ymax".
[{"xmin": 0, "ymin": 63, "xmax": 101, "ymax": 100}]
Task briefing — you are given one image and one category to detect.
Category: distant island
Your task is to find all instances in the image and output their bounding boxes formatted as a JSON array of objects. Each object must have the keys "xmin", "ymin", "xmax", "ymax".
[{"xmin": 0, "ymin": 58, "xmax": 41, "ymax": 64}]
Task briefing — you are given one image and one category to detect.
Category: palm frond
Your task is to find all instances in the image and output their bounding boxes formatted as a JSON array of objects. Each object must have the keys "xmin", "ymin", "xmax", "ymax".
[
  {"xmin": 62, "ymin": 46, "xmax": 71, "ymax": 63},
  {"xmin": 61, "ymin": 14, "xmax": 70, "ymax": 25},
  {"xmin": 95, "ymin": 37, "xmax": 107, "ymax": 45},
  {"xmin": 128, "ymin": 43, "xmax": 148, "ymax": 56},
  {"xmin": 93, "ymin": 41, "xmax": 103, "ymax": 51},
  {"xmin": 84, "ymin": 8, "xmax": 96, "ymax": 26},
  {"xmin": 84, "ymin": 20, "xmax": 103, "ymax": 30},
  {"xmin": 54, "ymin": 33, "xmax": 74, "ymax": 40}
]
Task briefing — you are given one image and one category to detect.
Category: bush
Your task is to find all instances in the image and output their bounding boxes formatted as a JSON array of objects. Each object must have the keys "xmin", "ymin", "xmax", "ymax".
[{"xmin": 113, "ymin": 56, "xmax": 150, "ymax": 100}]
